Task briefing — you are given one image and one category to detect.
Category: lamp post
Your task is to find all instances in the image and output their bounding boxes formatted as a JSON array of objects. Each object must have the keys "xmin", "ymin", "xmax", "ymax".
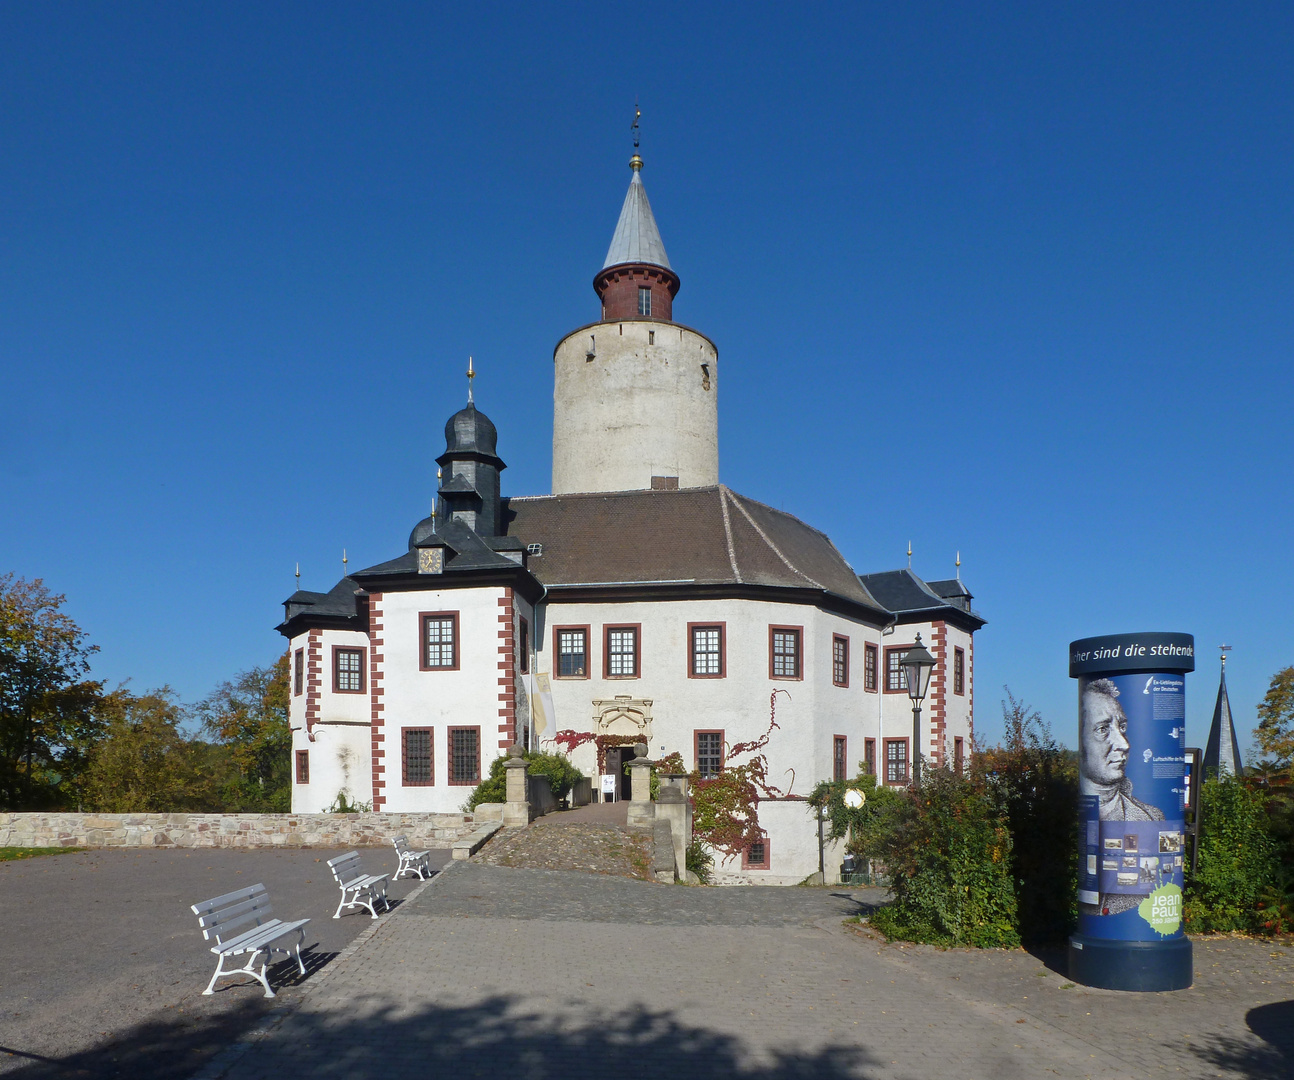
[{"xmin": 900, "ymin": 633, "xmax": 937, "ymax": 786}]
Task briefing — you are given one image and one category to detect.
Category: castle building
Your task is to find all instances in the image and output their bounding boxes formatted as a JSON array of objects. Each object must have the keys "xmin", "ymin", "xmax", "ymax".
[{"xmin": 279, "ymin": 151, "xmax": 984, "ymax": 883}]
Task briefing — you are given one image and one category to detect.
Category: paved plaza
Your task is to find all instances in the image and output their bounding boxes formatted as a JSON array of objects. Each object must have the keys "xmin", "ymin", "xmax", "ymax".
[{"xmin": 3, "ymin": 852, "xmax": 1291, "ymax": 1079}]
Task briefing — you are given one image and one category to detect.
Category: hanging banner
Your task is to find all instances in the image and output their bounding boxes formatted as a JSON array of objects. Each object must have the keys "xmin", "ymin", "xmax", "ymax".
[
  {"xmin": 1069, "ymin": 632, "xmax": 1194, "ymax": 992},
  {"xmin": 526, "ymin": 673, "xmax": 556, "ymax": 738}
]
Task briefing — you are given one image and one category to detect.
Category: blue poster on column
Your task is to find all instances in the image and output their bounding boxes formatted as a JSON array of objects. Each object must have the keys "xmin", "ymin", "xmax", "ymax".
[{"xmin": 1070, "ymin": 634, "xmax": 1193, "ymax": 944}]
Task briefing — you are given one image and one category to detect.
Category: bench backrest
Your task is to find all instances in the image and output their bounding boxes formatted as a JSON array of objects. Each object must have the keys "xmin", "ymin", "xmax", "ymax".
[
  {"xmin": 392, "ymin": 835, "xmax": 410, "ymax": 854},
  {"xmin": 192, "ymin": 884, "xmax": 276, "ymax": 946},
  {"xmin": 327, "ymin": 850, "xmax": 365, "ymax": 884}
]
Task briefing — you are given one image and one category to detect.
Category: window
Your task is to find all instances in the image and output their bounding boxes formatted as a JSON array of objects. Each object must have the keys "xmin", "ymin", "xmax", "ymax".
[
  {"xmin": 695, "ymin": 730, "xmax": 724, "ymax": 779},
  {"xmin": 954, "ymin": 647, "xmax": 965, "ymax": 696},
  {"xmin": 421, "ymin": 612, "xmax": 459, "ymax": 670},
  {"xmin": 638, "ymin": 286, "xmax": 651, "ymax": 316},
  {"xmin": 885, "ymin": 738, "xmax": 909, "ymax": 784},
  {"xmin": 402, "ymin": 727, "xmax": 434, "ymax": 786},
  {"xmin": 295, "ymin": 749, "xmax": 309, "ymax": 784},
  {"xmin": 832, "ymin": 635, "xmax": 849, "ymax": 687},
  {"xmin": 689, "ymin": 623, "xmax": 725, "ymax": 677},
  {"xmin": 605, "ymin": 625, "xmax": 639, "ymax": 678},
  {"xmin": 554, "ymin": 626, "xmax": 589, "ymax": 678},
  {"xmin": 518, "ymin": 617, "xmax": 529, "ymax": 675},
  {"xmin": 833, "ymin": 735, "xmax": 847, "ymax": 781},
  {"xmin": 885, "ymin": 646, "xmax": 909, "ymax": 693},
  {"xmin": 294, "ymin": 649, "xmax": 304, "ymax": 696},
  {"xmin": 864, "ymin": 738, "xmax": 876, "ymax": 776},
  {"xmin": 448, "ymin": 726, "xmax": 480, "ymax": 785},
  {"xmin": 770, "ymin": 626, "xmax": 802, "ymax": 679},
  {"xmin": 863, "ymin": 644, "xmax": 878, "ymax": 692},
  {"xmin": 954, "ymin": 736, "xmax": 965, "ymax": 775},
  {"xmin": 333, "ymin": 646, "xmax": 365, "ymax": 693},
  {"xmin": 742, "ymin": 836, "xmax": 770, "ymax": 870}
]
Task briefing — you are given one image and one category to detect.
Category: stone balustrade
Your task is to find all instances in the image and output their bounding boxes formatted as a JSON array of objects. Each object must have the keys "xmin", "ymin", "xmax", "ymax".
[{"xmin": 0, "ymin": 811, "xmax": 479, "ymax": 851}]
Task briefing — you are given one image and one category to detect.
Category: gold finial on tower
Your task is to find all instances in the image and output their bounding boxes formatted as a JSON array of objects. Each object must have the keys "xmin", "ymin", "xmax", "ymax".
[
  {"xmin": 630, "ymin": 99, "xmax": 643, "ymax": 171},
  {"xmin": 1219, "ymin": 643, "xmax": 1231, "ymax": 670},
  {"xmin": 907, "ymin": 541, "xmax": 912, "ymax": 569},
  {"xmin": 342, "ymin": 548, "xmax": 348, "ymax": 574},
  {"xmin": 955, "ymin": 550, "xmax": 961, "ymax": 581},
  {"xmin": 295, "ymin": 562, "xmax": 300, "ymax": 591},
  {"xmin": 466, "ymin": 356, "xmax": 475, "ymax": 405}
]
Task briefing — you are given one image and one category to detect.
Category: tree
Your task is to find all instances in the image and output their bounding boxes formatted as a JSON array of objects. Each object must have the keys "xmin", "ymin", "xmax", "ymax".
[
  {"xmin": 83, "ymin": 688, "xmax": 215, "ymax": 812},
  {"xmin": 0, "ymin": 574, "xmax": 101, "ymax": 808},
  {"xmin": 193, "ymin": 653, "xmax": 292, "ymax": 812},
  {"xmin": 1255, "ymin": 667, "xmax": 1294, "ymax": 772}
]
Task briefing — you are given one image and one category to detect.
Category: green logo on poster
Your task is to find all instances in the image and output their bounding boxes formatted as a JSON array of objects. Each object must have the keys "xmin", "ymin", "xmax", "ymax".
[{"xmin": 1138, "ymin": 884, "xmax": 1182, "ymax": 935}]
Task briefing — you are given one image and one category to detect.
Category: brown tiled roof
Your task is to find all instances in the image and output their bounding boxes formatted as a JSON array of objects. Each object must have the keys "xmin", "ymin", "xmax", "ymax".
[{"xmin": 502, "ymin": 485, "xmax": 882, "ymax": 611}]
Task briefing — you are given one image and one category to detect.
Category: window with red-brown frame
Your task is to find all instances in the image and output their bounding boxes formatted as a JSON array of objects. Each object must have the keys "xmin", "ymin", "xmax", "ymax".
[
  {"xmin": 884, "ymin": 645, "xmax": 911, "ymax": 693},
  {"xmin": 832, "ymin": 635, "xmax": 849, "ymax": 687},
  {"xmin": 447, "ymin": 726, "xmax": 480, "ymax": 785},
  {"xmin": 741, "ymin": 835, "xmax": 770, "ymax": 870},
  {"xmin": 604, "ymin": 625, "xmax": 640, "ymax": 678},
  {"xmin": 884, "ymin": 738, "xmax": 909, "ymax": 784},
  {"xmin": 769, "ymin": 626, "xmax": 803, "ymax": 680},
  {"xmin": 695, "ymin": 730, "xmax": 724, "ymax": 779},
  {"xmin": 295, "ymin": 749, "xmax": 309, "ymax": 784},
  {"xmin": 553, "ymin": 625, "xmax": 590, "ymax": 679},
  {"xmin": 688, "ymin": 623, "xmax": 725, "ymax": 678},
  {"xmin": 402, "ymin": 727, "xmax": 434, "ymax": 786},
  {"xmin": 333, "ymin": 646, "xmax": 365, "ymax": 693},
  {"xmin": 420, "ymin": 612, "xmax": 460, "ymax": 671},
  {"xmin": 833, "ymin": 735, "xmax": 847, "ymax": 781},
  {"xmin": 863, "ymin": 643, "xmax": 878, "ymax": 692},
  {"xmin": 294, "ymin": 649, "xmax": 304, "ymax": 696},
  {"xmin": 954, "ymin": 647, "xmax": 965, "ymax": 695},
  {"xmin": 864, "ymin": 738, "xmax": 876, "ymax": 776}
]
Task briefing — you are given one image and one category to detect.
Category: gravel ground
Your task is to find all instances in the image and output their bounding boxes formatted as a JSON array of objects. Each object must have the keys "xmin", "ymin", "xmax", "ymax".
[{"xmin": 0, "ymin": 845, "xmax": 449, "ymax": 1079}]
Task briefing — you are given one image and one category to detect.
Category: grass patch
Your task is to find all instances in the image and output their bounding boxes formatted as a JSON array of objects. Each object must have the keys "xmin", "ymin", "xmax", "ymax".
[{"xmin": 0, "ymin": 846, "xmax": 84, "ymax": 861}]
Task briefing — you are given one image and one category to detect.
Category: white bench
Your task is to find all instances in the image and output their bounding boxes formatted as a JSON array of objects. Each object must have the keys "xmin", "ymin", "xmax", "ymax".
[
  {"xmin": 191, "ymin": 883, "xmax": 310, "ymax": 999},
  {"xmin": 392, "ymin": 835, "xmax": 432, "ymax": 880},
  {"xmin": 327, "ymin": 850, "xmax": 390, "ymax": 920}
]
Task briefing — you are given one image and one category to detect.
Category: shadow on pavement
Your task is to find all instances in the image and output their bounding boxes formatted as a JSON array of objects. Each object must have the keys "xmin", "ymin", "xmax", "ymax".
[
  {"xmin": 1022, "ymin": 942, "xmax": 1069, "ymax": 977},
  {"xmin": 1, "ymin": 994, "xmax": 886, "ymax": 1080}
]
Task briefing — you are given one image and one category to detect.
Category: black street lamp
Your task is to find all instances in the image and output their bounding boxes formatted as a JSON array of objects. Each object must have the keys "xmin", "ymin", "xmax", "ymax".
[{"xmin": 900, "ymin": 633, "xmax": 937, "ymax": 786}]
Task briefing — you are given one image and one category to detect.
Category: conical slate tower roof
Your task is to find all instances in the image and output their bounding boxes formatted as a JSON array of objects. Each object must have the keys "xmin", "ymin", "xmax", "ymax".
[
  {"xmin": 602, "ymin": 165, "xmax": 671, "ymax": 271},
  {"xmin": 1203, "ymin": 662, "xmax": 1244, "ymax": 778}
]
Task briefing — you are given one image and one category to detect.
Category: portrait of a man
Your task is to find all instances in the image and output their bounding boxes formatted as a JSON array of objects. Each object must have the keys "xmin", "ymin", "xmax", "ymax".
[{"xmin": 1080, "ymin": 678, "xmax": 1164, "ymax": 822}]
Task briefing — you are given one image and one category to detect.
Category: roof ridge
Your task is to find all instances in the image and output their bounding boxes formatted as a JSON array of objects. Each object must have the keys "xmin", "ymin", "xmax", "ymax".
[
  {"xmin": 717, "ymin": 485, "xmax": 743, "ymax": 583},
  {"xmin": 506, "ymin": 486, "xmax": 721, "ymax": 503},
  {"xmin": 725, "ymin": 488, "xmax": 824, "ymax": 590}
]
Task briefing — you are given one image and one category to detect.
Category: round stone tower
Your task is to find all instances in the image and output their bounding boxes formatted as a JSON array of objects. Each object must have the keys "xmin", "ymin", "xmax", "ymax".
[{"xmin": 552, "ymin": 154, "xmax": 718, "ymax": 494}]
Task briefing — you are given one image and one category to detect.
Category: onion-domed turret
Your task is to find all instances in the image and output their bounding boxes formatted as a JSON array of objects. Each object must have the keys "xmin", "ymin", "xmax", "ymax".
[
  {"xmin": 433, "ymin": 390, "xmax": 506, "ymax": 538},
  {"xmin": 443, "ymin": 403, "xmax": 498, "ymax": 458}
]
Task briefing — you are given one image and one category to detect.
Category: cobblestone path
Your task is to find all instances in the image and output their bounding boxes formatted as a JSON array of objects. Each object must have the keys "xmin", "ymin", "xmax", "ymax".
[
  {"xmin": 188, "ymin": 861, "xmax": 1293, "ymax": 1080},
  {"xmin": 471, "ymin": 817, "xmax": 653, "ymax": 879}
]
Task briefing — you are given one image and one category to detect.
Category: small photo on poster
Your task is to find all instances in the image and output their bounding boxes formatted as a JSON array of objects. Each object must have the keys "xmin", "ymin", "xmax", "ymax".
[
  {"xmin": 1117, "ymin": 872, "xmax": 1139, "ymax": 887},
  {"xmin": 1122, "ymin": 855, "xmax": 1137, "ymax": 868},
  {"xmin": 1174, "ymin": 855, "xmax": 1183, "ymax": 868},
  {"xmin": 1159, "ymin": 831, "xmax": 1182, "ymax": 853},
  {"xmin": 1104, "ymin": 837, "xmax": 1123, "ymax": 850},
  {"xmin": 1102, "ymin": 859, "xmax": 1118, "ymax": 870},
  {"xmin": 1124, "ymin": 834, "xmax": 1139, "ymax": 853},
  {"xmin": 1087, "ymin": 854, "xmax": 1097, "ymax": 875}
]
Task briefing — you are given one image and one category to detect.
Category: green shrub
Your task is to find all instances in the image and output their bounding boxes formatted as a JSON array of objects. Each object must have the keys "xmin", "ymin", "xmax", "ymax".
[
  {"xmin": 1185, "ymin": 776, "xmax": 1279, "ymax": 932},
  {"xmin": 685, "ymin": 840, "xmax": 713, "ymax": 884},
  {"xmin": 866, "ymin": 767, "xmax": 1020, "ymax": 948},
  {"xmin": 463, "ymin": 750, "xmax": 583, "ymax": 811}
]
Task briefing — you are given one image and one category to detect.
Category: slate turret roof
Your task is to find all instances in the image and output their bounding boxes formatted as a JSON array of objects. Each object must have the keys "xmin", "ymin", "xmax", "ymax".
[
  {"xmin": 603, "ymin": 166, "xmax": 671, "ymax": 271},
  {"xmin": 858, "ymin": 569, "xmax": 985, "ymax": 631}
]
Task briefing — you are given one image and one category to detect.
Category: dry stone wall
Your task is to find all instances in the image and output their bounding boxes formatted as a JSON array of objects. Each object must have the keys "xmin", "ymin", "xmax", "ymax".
[{"xmin": 0, "ymin": 811, "xmax": 478, "ymax": 851}]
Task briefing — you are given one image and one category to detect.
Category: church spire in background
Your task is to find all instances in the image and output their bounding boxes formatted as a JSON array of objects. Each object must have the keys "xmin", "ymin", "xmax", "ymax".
[{"xmin": 1203, "ymin": 645, "xmax": 1243, "ymax": 778}]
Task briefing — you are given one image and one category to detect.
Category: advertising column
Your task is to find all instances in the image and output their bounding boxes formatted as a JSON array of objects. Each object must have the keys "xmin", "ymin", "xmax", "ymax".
[{"xmin": 1069, "ymin": 632, "xmax": 1194, "ymax": 992}]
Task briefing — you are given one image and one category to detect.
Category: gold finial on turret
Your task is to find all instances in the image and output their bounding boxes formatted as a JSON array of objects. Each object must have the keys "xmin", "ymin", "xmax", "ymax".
[
  {"xmin": 955, "ymin": 550, "xmax": 961, "ymax": 581},
  {"xmin": 466, "ymin": 356, "xmax": 475, "ymax": 405},
  {"xmin": 1219, "ymin": 643, "xmax": 1231, "ymax": 670},
  {"xmin": 342, "ymin": 548, "xmax": 348, "ymax": 573},
  {"xmin": 907, "ymin": 541, "xmax": 912, "ymax": 569},
  {"xmin": 295, "ymin": 562, "xmax": 300, "ymax": 591}
]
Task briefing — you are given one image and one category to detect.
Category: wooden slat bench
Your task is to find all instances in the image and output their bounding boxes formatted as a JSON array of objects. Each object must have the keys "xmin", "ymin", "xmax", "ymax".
[
  {"xmin": 191, "ymin": 884, "xmax": 309, "ymax": 999},
  {"xmin": 327, "ymin": 850, "xmax": 390, "ymax": 920},
  {"xmin": 392, "ymin": 835, "xmax": 432, "ymax": 880}
]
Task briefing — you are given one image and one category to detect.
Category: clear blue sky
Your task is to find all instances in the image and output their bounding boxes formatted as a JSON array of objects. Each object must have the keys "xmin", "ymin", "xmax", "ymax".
[{"xmin": 2, "ymin": 4, "xmax": 1291, "ymax": 751}]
